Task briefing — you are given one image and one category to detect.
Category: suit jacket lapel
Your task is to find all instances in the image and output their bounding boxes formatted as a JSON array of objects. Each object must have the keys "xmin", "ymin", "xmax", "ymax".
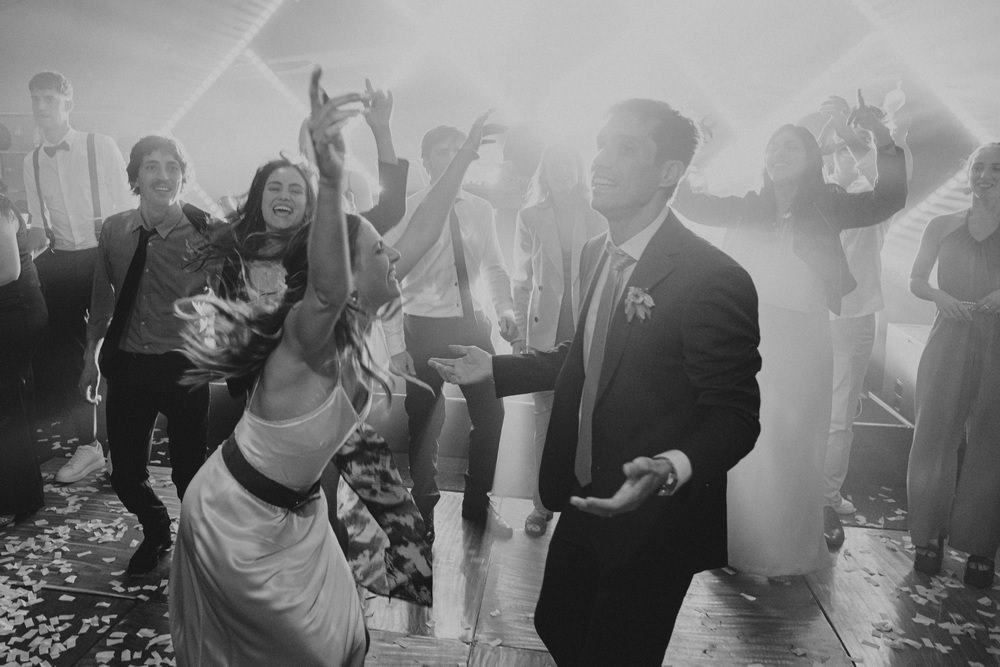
[{"xmin": 595, "ymin": 212, "xmax": 689, "ymax": 403}]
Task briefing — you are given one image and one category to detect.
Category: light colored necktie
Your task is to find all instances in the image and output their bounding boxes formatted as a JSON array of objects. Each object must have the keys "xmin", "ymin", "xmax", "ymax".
[{"xmin": 575, "ymin": 246, "xmax": 635, "ymax": 486}]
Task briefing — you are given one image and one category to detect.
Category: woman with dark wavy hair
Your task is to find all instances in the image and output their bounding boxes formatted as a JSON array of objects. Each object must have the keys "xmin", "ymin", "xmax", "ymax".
[
  {"xmin": 168, "ymin": 71, "xmax": 389, "ymax": 665},
  {"xmin": 675, "ymin": 108, "xmax": 906, "ymax": 576}
]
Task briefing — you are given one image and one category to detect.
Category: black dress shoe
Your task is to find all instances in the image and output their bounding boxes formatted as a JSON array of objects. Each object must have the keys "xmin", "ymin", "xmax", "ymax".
[
  {"xmin": 127, "ymin": 531, "xmax": 173, "ymax": 575},
  {"xmin": 462, "ymin": 502, "xmax": 514, "ymax": 540},
  {"xmin": 823, "ymin": 506, "xmax": 845, "ymax": 550},
  {"xmin": 964, "ymin": 556, "xmax": 995, "ymax": 588}
]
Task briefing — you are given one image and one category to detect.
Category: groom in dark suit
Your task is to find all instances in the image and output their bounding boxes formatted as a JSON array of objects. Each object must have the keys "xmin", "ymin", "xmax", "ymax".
[{"xmin": 429, "ymin": 98, "xmax": 761, "ymax": 665}]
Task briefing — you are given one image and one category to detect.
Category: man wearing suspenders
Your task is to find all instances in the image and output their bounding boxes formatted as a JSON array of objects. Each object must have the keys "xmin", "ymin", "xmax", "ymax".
[{"xmin": 22, "ymin": 71, "xmax": 134, "ymax": 483}]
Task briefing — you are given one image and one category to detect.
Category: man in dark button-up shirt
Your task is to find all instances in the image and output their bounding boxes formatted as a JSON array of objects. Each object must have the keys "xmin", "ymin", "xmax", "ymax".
[{"xmin": 79, "ymin": 135, "xmax": 212, "ymax": 575}]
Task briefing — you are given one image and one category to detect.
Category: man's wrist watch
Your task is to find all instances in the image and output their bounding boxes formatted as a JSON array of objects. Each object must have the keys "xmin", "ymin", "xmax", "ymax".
[{"xmin": 653, "ymin": 455, "xmax": 679, "ymax": 496}]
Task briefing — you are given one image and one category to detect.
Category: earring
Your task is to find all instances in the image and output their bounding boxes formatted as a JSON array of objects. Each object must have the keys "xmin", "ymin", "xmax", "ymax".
[{"xmin": 350, "ymin": 290, "xmax": 359, "ymax": 305}]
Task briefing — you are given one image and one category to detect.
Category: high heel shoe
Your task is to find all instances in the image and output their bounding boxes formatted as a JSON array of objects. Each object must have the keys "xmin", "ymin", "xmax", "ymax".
[
  {"xmin": 913, "ymin": 540, "xmax": 943, "ymax": 576},
  {"xmin": 964, "ymin": 556, "xmax": 995, "ymax": 589}
]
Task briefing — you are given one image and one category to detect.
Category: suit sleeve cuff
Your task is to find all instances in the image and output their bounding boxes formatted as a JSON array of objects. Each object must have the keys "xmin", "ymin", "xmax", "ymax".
[{"xmin": 656, "ymin": 450, "xmax": 692, "ymax": 488}]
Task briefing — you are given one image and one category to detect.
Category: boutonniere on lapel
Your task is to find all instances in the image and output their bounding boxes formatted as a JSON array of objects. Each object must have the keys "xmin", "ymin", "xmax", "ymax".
[{"xmin": 624, "ymin": 287, "xmax": 654, "ymax": 323}]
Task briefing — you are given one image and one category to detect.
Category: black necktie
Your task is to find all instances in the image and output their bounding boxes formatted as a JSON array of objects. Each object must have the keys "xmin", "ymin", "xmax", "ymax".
[
  {"xmin": 43, "ymin": 141, "xmax": 70, "ymax": 158},
  {"xmin": 99, "ymin": 226, "xmax": 155, "ymax": 375}
]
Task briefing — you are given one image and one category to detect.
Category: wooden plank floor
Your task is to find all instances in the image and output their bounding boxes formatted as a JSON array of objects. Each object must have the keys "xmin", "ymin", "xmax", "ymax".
[{"xmin": 3, "ymin": 460, "xmax": 999, "ymax": 666}]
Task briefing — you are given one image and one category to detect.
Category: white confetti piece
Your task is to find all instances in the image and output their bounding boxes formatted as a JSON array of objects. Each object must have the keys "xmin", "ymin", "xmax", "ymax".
[{"xmin": 740, "ymin": 593, "xmax": 756, "ymax": 602}]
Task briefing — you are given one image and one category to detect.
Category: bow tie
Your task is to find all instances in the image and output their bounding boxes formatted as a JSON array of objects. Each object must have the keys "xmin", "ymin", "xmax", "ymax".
[{"xmin": 43, "ymin": 141, "xmax": 70, "ymax": 158}]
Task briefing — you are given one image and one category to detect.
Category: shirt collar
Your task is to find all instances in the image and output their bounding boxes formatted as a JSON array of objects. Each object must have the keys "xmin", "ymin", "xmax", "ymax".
[
  {"xmin": 136, "ymin": 203, "xmax": 185, "ymax": 239},
  {"xmin": 42, "ymin": 127, "xmax": 80, "ymax": 148},
  {"xmin": 609, "ymin": 207, "xmax": 670, "ymax": 262}
]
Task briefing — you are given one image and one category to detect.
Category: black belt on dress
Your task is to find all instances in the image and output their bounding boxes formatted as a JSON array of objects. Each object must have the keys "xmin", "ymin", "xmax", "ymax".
[{"xmin": 221, "ymin": 435, "xmax": 322, "ymax": 511}]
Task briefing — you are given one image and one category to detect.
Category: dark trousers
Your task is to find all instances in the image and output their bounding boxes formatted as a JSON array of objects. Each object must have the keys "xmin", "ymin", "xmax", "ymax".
[
  {"xmin": 403, "ymin": 314, "xmax": 503, "ymax": 519},
  {"xmin": 105, "ymin": 352, "xmax": 208, "ymax": 533},
  {"xmin": 534, "ymin": 502, "xmax": 694, "ymax": 666},
  {"xmin": 34, "ymin": 248, "xmax": 98, "ymax": 443},
  {"xmin": 0, "ymin": 288, "xmax": 48, "ymax": 516}
]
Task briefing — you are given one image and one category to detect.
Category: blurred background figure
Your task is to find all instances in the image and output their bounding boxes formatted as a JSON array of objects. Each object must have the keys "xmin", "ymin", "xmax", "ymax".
[
  {"xmin": 675, "ymin": 105, "xmax": 906, "ymax": 576},
  {"xmin": 23, "ymin": 71, "xmax": 134, "ymax": 485},
  {"xmin": 0, "ymin": 189, "xmax": 47, "ymax": 529},
  {"xmin": 906, "ymin": 142, "xmax": 1000, "ymax": 589},
  {"xmin": 385, "ymin": 121, "xmax": 519, "ymax": 542},
  {"xmin": 817, "ymin": 87, "xmax": 913, "ymax": 547},
  {"xmin": 510, "ymin": 143, "xmax": 605, "ymax": 536}
]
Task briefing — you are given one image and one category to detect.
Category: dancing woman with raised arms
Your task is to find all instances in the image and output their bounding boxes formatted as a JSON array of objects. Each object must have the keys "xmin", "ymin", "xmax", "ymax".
[{"xmin": 168, "ymin": 69, "xmax": 395, "ymax": 666}]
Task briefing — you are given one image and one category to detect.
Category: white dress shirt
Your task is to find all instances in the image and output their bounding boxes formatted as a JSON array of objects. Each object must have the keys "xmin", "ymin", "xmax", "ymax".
[
  {"xmin": 385, "ymin": 188, "xmax": 513, "ymax": 319},
  {"xmin": 581, "ymin": 208, "xmax": 692, "ymax": 488},
  {"xmin": 834, "ymin": 174, "xmax": 888, "ymax": 319},
  {"xmin": 22, "ymin": 127, "xmax": 134, "ymax": 251}
]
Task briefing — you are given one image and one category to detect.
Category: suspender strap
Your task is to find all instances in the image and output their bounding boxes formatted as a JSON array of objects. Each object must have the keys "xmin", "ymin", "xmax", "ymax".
[
  {"xmin": 449, "ymin": 207, "xmax": 477, "ymax": 323},
  {"xmin": 31, "ymin": 148, "xmax": 56, "ymax": 249},
  {"xmin": 87, "ymin": 133, "xmax": 102, "ymax": 238}
]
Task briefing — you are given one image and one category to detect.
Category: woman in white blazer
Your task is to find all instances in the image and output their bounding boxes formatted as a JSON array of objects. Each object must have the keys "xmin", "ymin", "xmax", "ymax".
[{"xmin": 510, "ymin": 144, "xmax": 606, "ymax": 536}]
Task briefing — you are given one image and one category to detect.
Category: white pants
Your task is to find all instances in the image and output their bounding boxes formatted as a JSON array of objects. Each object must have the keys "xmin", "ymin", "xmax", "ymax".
[
  {"xmin": 824, "ymin": 314, "xmax": 876, "ymax": 505},
  {"xmin": 531, "ymin": 391, "xmax": 554, "ymax": 511}
]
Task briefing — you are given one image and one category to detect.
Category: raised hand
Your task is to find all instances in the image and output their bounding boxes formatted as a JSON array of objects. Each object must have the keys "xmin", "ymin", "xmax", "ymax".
[
  {"xmin": 819, "ymin": 95, "xmax": 851, "ymax": 123},
  {"xmin": 847, "ymin": 88, "xmax": 892, "ymax": 147},
  {"xmin": 362, "ymin": 78, "xmax": 393, "ymax": 130},
  {"xmin": 307, "ymin": 67, "xmax": 364, "ymax": 185},
  {"xmin": 462, "ymin": 109, "xmax": 496, "ymax": 153}
]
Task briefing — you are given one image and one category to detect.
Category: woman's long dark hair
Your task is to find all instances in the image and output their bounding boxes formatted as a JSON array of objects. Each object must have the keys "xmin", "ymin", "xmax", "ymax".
[
  {"xmin": 753, "ymin": 124, "xmax": 830, "ymax": 221},
  {"xmin": 188, "ymin": 158, "xmax": 316, "ymax": 299},
  {"xmin": 177, "ymin": 213, "xmax": 391, "ymax": 399}
]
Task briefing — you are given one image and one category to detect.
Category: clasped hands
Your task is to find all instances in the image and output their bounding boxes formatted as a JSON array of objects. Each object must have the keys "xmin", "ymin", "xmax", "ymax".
[{"xmin": 938, "ymin": 289, "xmax": 1000, "ymax": 320}]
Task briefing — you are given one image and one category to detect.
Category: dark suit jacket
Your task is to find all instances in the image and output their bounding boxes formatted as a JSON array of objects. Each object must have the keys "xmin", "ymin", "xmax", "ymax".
[{"xmin": 493, "ymin": 211, "xmax": 761, "ymax": 573}]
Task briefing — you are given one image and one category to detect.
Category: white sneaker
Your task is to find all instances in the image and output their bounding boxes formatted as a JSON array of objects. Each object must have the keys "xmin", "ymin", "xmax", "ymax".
[
  {"xmin": 829, "ymin": 494, "xmax": 856, "ymax": 515},
  {"xmin": 55, "ymin": 442, "xmax": 107, "ymax": 484}
]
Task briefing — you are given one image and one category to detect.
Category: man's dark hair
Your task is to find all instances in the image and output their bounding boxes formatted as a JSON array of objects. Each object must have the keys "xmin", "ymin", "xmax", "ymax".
[
  {"xmin": 126, "ymin": 135, "xmax": 191, "ymax": 195},
  {"xmin": 420, "ymin": 125, "xmax": 466, "ymax": 162},
  {"xmin": 29, "ymin": 71, "xmax": 73, "ymax": 98},
  {"xmin": 608, "ymin": 99, "xmax": 701, "ymax": 168}
]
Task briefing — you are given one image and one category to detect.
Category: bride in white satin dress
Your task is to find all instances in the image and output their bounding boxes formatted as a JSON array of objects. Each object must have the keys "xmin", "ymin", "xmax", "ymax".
[{"xmin": 168, "ymin": 70, "xmax": 401, "ymax": 666}]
